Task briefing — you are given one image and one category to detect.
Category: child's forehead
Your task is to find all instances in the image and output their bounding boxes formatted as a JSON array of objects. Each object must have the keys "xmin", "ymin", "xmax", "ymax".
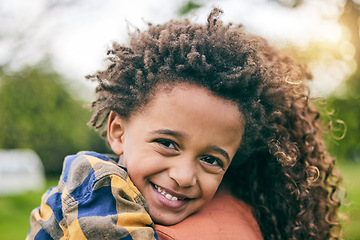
[
  {"xmin": 154, "ymin": 82, "xmax": 238, "ymax": 107},
  {"xmin": 137, "ymin": 82, "xmax": 244, "ymax": 121}
]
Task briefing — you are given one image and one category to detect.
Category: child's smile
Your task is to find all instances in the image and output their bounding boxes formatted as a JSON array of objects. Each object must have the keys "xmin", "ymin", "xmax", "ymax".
[
  {"xmin": 108, "ymin": 83, "xmax": 245, "ymax": 225},
  {"xmin": 152, "ymin": 183, "xmax": 190, "ymax": 208}
]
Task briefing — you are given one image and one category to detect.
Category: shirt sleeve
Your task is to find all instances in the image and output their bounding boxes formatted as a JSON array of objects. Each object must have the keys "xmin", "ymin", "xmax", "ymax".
[{"xmin": 27, "ymin": 152, "xmax": 158, "ymax": 240}]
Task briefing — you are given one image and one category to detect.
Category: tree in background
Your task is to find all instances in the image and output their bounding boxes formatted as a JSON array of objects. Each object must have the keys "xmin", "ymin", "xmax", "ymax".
[{"xmin": 0, "ymin": 64, "xmax": 109, "ymax": 176}]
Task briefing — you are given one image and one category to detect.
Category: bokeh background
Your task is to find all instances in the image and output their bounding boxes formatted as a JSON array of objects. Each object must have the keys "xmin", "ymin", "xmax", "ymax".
[{"xmin": 0, "ymin": 0, "xmax": 359, "ymax": 239}]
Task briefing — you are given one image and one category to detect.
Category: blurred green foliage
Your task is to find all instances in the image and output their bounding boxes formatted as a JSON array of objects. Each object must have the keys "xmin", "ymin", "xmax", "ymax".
[
  {"xmin": 178, "ymin": 1, "xmax": 202, "ymax": 16},
  {"xmin": 0, "ymin": 64, "xmax": 110, "ymax": 176},
  {"xmin": 324, "ymin": 70, "xmax": 360, "ymax": 161},
  {"xmin": 339, "ymin": 161, "xmax": 360, "ymax": 239}
]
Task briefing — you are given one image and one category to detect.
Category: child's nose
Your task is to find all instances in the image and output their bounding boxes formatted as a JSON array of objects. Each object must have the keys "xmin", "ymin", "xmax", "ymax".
[{"xmin": 168, "ymin": 157, "xmax": 197, "ymax": 188}]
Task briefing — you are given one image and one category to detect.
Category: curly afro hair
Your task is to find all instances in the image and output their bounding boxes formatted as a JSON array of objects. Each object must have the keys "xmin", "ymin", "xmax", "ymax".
[{"xmin": 87, "ymin": 8, "xmax": 343, "ymax": 240}]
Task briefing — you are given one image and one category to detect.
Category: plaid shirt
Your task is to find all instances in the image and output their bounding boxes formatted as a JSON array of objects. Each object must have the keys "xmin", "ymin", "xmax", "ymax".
[{"xmin": 27, "ymin": 151, "xmax": 158, "ymax": 240}]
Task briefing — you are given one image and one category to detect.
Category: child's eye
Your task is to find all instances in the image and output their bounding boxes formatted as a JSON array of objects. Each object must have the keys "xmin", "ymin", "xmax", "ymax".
[
  {"xmin": 154, "ymin": 139, "xmax": 178, "ymax": 150},
  {"xmin": 200, "ymin": 156, "xmax": 223, "ymax": 168}
]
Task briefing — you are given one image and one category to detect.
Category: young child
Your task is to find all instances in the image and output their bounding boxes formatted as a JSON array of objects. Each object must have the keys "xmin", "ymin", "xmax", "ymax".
[{"xmin": 28, "ymin": 8, "xmax": 343, "ymax": 240}]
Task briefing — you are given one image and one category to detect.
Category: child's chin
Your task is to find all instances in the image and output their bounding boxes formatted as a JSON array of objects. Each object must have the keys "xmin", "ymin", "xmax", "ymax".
[{"xmin": 152, "ymin": 214, "xmax": 188, "ymax": 226}]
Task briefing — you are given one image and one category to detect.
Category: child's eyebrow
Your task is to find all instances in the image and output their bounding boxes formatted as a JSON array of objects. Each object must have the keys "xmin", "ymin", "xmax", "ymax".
[
  {"xmin": 208, "ymin": 145, "xmax": 230, "ymax": 164},
  {"xmin": 150, "ymin": 129, "xmax": 187, "ymax": 139}
]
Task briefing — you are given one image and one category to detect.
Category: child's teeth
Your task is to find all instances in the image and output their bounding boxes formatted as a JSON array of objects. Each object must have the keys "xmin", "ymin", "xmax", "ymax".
[{"xmin": 154, "ymin": 184, "xmax": 182, "ymax": 201}]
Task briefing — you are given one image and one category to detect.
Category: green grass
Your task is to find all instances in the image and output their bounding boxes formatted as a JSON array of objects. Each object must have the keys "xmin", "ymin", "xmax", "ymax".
[
  {"xmin": 0, "ymin": 179, "xmax": 58, "ymax": 240},
  {"xmin": 0, "ymin": 163, "xmax": 359, "ymax": 240}
]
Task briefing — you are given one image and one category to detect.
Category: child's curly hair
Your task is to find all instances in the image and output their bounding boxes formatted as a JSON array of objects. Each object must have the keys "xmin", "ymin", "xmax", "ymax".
[{"xmin": 87, "ymin": 8, "xmax": 343, "ymax": 240}]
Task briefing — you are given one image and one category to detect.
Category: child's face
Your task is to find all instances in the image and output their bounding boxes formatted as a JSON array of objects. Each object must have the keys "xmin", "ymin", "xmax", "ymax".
[{"xmin": 108, "ymin": 83, "xmax": 244, "ymax": 225}]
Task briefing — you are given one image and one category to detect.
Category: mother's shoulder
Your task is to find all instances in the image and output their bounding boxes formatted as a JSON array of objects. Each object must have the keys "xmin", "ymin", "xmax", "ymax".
[{"xmin": 155, "ymin": 194, "xmax": 263, "ymax": 240}]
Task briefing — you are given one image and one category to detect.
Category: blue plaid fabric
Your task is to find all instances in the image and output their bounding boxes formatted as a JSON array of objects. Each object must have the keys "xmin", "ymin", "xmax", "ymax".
[{"xmin": 27, "ymin": 151, "xmax": 158, "ymax": 240}]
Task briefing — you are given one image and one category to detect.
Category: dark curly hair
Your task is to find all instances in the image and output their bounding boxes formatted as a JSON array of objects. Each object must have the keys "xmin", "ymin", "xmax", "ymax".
[{"xmin": 87, "ymin": 8, "xmax": 343, "ymax": 240}]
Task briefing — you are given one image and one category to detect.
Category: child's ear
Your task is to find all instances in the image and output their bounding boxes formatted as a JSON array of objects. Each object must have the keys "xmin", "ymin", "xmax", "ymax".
[{"xmin": 107, "ymin": 111, "xmax": 126, "ymax": 155}]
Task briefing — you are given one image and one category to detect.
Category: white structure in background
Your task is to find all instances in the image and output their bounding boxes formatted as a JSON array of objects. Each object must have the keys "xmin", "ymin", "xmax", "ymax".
[{"xmin": 0, "ymin": 149, "xmax": 45, "ymax": 195}]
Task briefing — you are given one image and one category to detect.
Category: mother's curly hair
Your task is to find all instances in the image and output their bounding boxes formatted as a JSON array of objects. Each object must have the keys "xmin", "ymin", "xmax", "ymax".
[{"xmin": 87, "ymin": 8, "xmax": 343, "ymax": 240}]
